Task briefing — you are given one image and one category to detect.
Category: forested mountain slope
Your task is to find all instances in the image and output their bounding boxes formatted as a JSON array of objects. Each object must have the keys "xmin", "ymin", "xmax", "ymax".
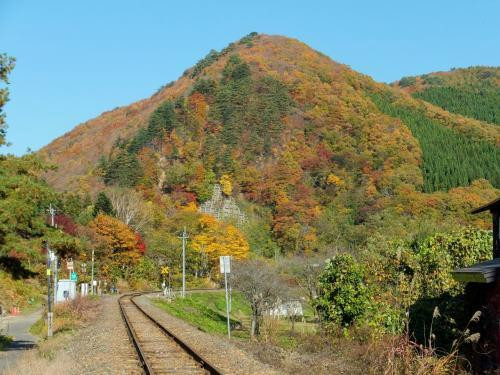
[
  {"xmin": 394, "ymin": 66, "xmax": 500, "ymax": 125},
  {"xmin": 40, "ymin": 34, "xmax": 500, "ymax": 250}
]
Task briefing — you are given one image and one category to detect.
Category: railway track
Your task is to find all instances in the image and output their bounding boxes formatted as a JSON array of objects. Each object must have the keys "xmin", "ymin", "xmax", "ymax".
[{"xmin": 119, "ymin": 293, "xmax": 222, "ymax": 375}]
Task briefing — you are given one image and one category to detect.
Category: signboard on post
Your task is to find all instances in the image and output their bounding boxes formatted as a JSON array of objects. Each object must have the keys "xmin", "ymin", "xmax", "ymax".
[
  {"xmin": 219, "ymin": 256, "xmax": 232, "ymax": 339},
  {"xmin": 70, "ymin": 272, "xmax": 77, "ymax": 281},
  {"xmin": 66, "ymin": 259, "xmax": 74, "ymax": 271},
  {"xmin": 220, "ymin": 256, "xmax": 231, "ymax": 274}
]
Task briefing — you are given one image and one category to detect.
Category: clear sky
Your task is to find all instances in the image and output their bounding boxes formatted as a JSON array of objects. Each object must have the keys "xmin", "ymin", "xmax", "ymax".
[{"xmin": 1, "ymin": 0, "xmax": 498, "ymax": 155}]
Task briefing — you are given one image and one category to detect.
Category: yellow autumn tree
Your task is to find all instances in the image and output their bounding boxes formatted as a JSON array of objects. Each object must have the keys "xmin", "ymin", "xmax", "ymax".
[
  {"xmin": 90, "ymin": 214, "xmax": 141, "ymax": 266},
  {"xmin": 191, "ymin": 214, "xmax": 249, "ymax": 271},
  {"xmin": 219, "ymin": 174, "xmax": 232, "ymax": 196},
  {"xmin": 326, "ymin": 173, "xmax": 343, "ymax": 187}
]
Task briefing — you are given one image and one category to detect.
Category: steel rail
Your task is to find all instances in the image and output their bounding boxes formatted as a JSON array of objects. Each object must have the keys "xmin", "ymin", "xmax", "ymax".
[
  {"xmin": 118, "ymin": 293, "xmax": 154, "ymax": 374},
  {"xmin": 119, "ymin": 292, "xmax": 223, "ymax": 375}
]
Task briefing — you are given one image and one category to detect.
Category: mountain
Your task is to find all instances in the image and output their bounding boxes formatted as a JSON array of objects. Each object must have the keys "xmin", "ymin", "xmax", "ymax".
[
  {"xmin": 394, "ymin": 66, "xmax": 500, "ymax": 125},
  {"xmin": 40, "ymin": 33, "xmax": 499, "ymax": 250}
]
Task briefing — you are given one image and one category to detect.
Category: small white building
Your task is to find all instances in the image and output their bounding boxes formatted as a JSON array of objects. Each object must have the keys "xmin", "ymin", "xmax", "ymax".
[
  {"xmin": 267, "ymin": 300, "xmax": 303, "ymax": 318},
  {"xmin": 56, "ymin": 279, "xmax": 76, "ymax": 303}
]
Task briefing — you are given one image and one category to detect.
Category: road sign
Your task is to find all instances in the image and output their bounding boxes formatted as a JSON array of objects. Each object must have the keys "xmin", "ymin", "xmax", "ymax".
[
  {"xmin": 67, "ymin": 259, "xmax": 74, "ymax": 271},
  {"xmin": 70, "ymin": 272, "xmax": 77, "ymax": 281},
  {"xmin": 219, "ymin": 256, "xmax": 231, "ymax": 274}
]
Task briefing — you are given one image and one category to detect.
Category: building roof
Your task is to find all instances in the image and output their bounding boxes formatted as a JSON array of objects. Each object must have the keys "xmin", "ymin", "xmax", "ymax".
[
  {"xmin": 471, "ymin": 197, "xmax": 500, "ymax": 214},
  {"xmin": 452, "ymin": 258, "xmax": 500, "ymax": 283}
]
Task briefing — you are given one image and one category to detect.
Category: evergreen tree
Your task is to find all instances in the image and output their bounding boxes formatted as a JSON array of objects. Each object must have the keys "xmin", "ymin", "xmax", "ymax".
[
  {"xmin": 103, "ymin": 151, "xmax": 143, "ymax": 187},
  {"xmin": 370, "ymin": 91, "xmax": 500, "ymax": 192},
  {"xmin": 93, "ymin": 192, "xmax": 114, "ymax": 217},
  {"xmin": 0, "ymin": 54, "xmax": 16, "ymax": 146}
]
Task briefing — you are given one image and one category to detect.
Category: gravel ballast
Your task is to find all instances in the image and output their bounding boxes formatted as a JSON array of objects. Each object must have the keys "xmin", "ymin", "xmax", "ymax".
[{"xmin": 135, "ymin": 294, "xmax": 280, "ymax": 375}]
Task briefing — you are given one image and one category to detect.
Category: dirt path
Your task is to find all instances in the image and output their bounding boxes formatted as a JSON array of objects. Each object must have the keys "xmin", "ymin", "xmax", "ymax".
[{"xmin": 0, "ymin": 308, "xmax": 42, "ymax": 372}]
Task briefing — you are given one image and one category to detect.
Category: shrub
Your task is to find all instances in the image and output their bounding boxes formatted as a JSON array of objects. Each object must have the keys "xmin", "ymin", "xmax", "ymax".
[
  {"xmin": 399, "ymin": 76, "xmax": 417, "ymax": 87},
  {"xmin": 314, "ymin": 254, "xmax": 369, "ymax": 326},
  {"xmin": 0, "ymin": 334, "xmax": 13, "ymax": 350},
  {"xmin": 416, "ymin": 227, "xmax": 492, "ymax": 298}
]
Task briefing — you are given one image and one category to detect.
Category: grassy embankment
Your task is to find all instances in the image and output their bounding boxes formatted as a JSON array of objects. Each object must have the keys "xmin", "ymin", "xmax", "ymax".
[
  {"xmin": 30, "ymin": 296, "xmax": 100, "ymax": 339},
  {"xmin": 153, "ymin": 291, "xmax": 316, "ymax": 348}
]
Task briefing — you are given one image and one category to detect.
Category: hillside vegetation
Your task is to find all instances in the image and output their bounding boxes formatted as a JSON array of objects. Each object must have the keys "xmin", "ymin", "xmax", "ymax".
[
  {"xmin": 3, "ymin": 34, "xmax": 499, "ymax": 371},
  {"xmin": 395, "ymin": 66, "xmax": 500, "ymax": 125},
  {"xmin": 40, "ymin": 34, "xmax": 499, "ymax": 252}
]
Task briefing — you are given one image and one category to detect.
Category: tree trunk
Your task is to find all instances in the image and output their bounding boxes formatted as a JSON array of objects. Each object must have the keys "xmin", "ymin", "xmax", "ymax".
[
  {"xmin": 251, "ymin": 316, "xmax": 257, "ymax": 338},
  {"xmin": 251, "ymin": 314, "xmax": 260, "ymax": 338}
]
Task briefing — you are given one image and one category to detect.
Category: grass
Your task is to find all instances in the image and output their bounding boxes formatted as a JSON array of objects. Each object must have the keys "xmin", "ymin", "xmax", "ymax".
[
  {"xmin": 30, "ymin": 296, "xmax": 100, "ymax": 339},
  {"xmin": 153, "ymin": 291, "xmax": 251, "ymax": 339},
  {"xmin": 152, "ymin": 291, "xmax": 317, "ymax": 347},
  {"xmin": 0, "ymin": 334, "xmax": 13, "ymax": 350}
]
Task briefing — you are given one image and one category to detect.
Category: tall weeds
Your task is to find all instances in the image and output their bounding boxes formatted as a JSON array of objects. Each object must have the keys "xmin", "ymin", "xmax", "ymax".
[{"xmin": 381, "ymin": 308, "xmax": 481, "ymax": 374}]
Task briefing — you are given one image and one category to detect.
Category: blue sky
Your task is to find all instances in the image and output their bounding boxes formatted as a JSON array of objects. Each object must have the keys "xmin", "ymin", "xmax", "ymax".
[{"xmin": 1, "ymin": 0, "xmax": 499, "ymax": 155}]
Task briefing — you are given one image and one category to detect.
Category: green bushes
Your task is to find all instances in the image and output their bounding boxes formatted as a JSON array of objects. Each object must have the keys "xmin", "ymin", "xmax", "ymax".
[
  {"xmin": 0, "ymin": 334, "xmax": 13, "ymax": 350},
  {"xmin": 416, "ymin": 228, "xmax": 492, "ymax": 298},
  {"xmin": 314, "ymin": 227, "xmax": 492, "ymax": 342},
  {"xmin": 315, "ymin": 254, "xmax": 369, "ymax": 326}
]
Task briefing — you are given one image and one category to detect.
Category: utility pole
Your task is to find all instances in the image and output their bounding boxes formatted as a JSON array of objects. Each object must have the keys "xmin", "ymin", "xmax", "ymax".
[
  {"xmin": 178, "ymin": 227, "xmax": 188, "ymax": 298},
  {"xmin": 46, "ymin": 243, "xmax": 53, "ymax": 337},
  {"xmin": 90, "ymin": 249, "xmax": 95, "ymax": 295},
  {"xmin": 53, "ymin": 253, "xmax": 58, "ymax": 306},
  {"xmin": 46, "ymin": 204, "xmax": 58, "ymax": 306},
  {"xmin": 47, "ymin": 204, "xmax": 56, "ymax": 227}
]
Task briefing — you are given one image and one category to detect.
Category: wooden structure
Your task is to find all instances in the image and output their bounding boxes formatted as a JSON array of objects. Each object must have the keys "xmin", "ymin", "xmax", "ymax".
[
  {"xmin": 472, "ymin": 198, "xmax": 500, "ymax": 257},
  {"xmin": 453, "ymin": 198, "xmax": 500, "ymax": 282},
  {"xmin": 452, "ymin": 197, "xmax": 500, "ymax": 369},
  {"xmin": 453, "ymin": 258, "xmax": 500, "ymax": 283}
]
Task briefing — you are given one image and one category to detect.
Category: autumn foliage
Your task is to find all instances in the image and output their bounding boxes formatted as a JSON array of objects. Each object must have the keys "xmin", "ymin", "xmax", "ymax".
[
  {"xmin": 39, "ymin": 33, "xmax": 499, "ymax": 257},
  {"xmin": 90, "ymin": 214, "xmax": 144, "ymax": 266},
  {"xmin": 191, "ymin": 214, "xmax": 249, "ymax": 266}
]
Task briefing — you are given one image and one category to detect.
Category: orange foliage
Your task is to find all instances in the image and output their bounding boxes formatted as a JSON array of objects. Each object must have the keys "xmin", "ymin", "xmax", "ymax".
[{"xmin": 90, "ymin": 214, "xmax": 142, "ymax": 265}]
